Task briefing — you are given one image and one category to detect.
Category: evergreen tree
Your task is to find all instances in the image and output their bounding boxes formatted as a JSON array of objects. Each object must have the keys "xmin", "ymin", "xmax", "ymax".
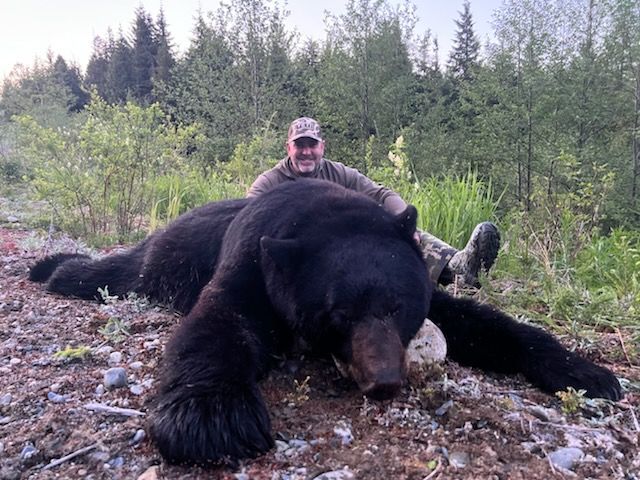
[
  {"xmin": 131, "ymin": 7, "xmax": 157, "ymax": 103},
  {"xmin": 107, "ymin": 30, "xmax": 134, "ymax": 104},
  {"xmin": 85, "ymin": 35, "xmax": 111, "ymax": 99},
  {"xmin": 52, "ymin": 56, "xmax": 89, "ymax": 112},
  {"xmin": 448, "ymin": 1, "xmax": 480, "ymax": 82},
  {"xmin": 153, "ymin": 8, "xmax": 175, "ymax": 86}
]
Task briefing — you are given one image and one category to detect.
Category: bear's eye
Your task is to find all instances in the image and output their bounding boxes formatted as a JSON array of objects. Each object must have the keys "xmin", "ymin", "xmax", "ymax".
[{"xmin": 329, "ymin": 309, "xmax": 352, "ymax": 331}]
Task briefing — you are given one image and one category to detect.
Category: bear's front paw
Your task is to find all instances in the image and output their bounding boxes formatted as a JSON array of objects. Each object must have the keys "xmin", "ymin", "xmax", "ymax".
[
  {"xmin": 526, "ymin": 351, "xmax": 623, "ymax": 401},
  {"xmin": 150, "ymin": 382, "xmax": 274, "ymax": 465}
]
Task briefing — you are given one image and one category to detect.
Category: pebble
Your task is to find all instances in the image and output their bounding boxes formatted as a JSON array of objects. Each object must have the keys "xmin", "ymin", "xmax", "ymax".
[
  {"xmin": 95, "ymin": 384, "xmax": 106, "ymax": 396},
  {"xmin": 333, "ymin": 422, "xmax": 353, "ymax": 446},
  {"xmin": 20, "ymin": 443, "xmax": 39, "ymax": 465},
  {"xmin": 548, "ymin": 447, "xmax": 584, "ymax": 471},
  {"xmin": 104, "ymin": 367, "xmax": 128, "ymax": 389},
  {"xmin": 129, "ymin": 384, "xmax": 144, "ymax": 395},
  {"xmin": 96, "ymin": 345, "xmax": 114, "ymax": 355},
  {"xmin": 108, "ymin": 351, "xmax": 123, "ymax": 366},
  {"xmin": 131, "ymin": 429, "xmax": 146, "ymax": 445},
  {"xmin": 312, "ymin": 469, "xmax": 355, "ymax": 480},
  {"xmin": 9, "ymin": 358, "xmax": 21, "ymax": 366},
  {"xmin": 234, "ymin": 473, "xmax": 250, "ymax": 480},
  {"xmin": 449, "ymin": 450, "xmax": 471, "ymax": 468},
  {"xmin": 108, "ymin": 456, "xmax": 125, "ymax": 468},
  {"xmin": 6, "ymin": 215, "xmax": 19, "ymax": 223},
  {"xmin": 0, "ymin": 393, "xmax": 11, "ymax": 406},
  {"xmin": 137, "ymin": 465, "xmax": 160, "ymax": 480},
  {"xmin": 89, "ymin": 451, "xmax": 110, "ymax": 463},
  {"xmin": 130, "ymin": 361, "xmax": 144, "ymax": 370},
  {"xmin": 435, "ymin": 399, "xmax": 454, "ymax": 416},
  {"xmin": 47, "ymin": 391, "xmax": 68, "ymax": 403}
]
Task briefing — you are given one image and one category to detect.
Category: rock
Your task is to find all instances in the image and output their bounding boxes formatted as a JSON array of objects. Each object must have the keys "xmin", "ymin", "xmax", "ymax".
[
  {"xmin": 47, "ymin": 391, "xmax": 68, "ymax": 403},
  {"xmin": 108, "ymin": 352, "xmax": 122, "ymax": 366},
  {"xmin": 129, "ymin": 361, "xmax": 144, "ymax": 370},
  {"xmin": 108, "ymin": 456, "xmax": 125, "ymax": 468},
  {"xmin": 96, "ymin": 345, "xmax": 113, "ymax": 355},
  {"xmin": 103, "ymin": 367, "xmax": 127, "ymax": 389},
  {"xmin": 130, "ymin": 429, "xmax": 145, "ymax": 445},
  {"xmin": 333, "ymin": 421, "xmax": 353, "ymax": 446},
  {"xmin": 0, "ymin": 394, "xmax": 11, "ymax": 406},
  {"xmin": 6, "ymin": 215, "xmax": 19, "ymax": 223},
  {"xmin": 95, "ymin": 384, "xmax": 105, "ymax": 396},
  {"xmin": 548, "ymin": 447, "xmax": 584, "ymax": 471},
  {"xmin": 20, "ymin": 443, "xmax": 41, "ymax": 467},
  {"xmin": 137, "ymin": 466, "xmax": 159, "ymax": 480},
  {"xmin": 312, "ymin": 469, "xmax": 355, "ymax": 480},
  {"xmin": 129, "ymin": 384, "xmax": 144, "ymax": 396},
  {"xmin": 449, "ymin": 450, "xmax": 471, "ymax": 468},
  {"xmin": 406, "ymin": 319, "xmax": 447, "ymax": 370},
  {"xmin": 435, "ymin": 399, "xmax": 454, "ymax": 416}
]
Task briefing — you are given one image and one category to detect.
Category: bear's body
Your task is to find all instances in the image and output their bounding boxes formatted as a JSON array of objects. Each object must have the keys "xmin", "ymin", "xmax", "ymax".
[{"xmin": 31, "ymin": 179, "xmax": 622, "ymax": 465}]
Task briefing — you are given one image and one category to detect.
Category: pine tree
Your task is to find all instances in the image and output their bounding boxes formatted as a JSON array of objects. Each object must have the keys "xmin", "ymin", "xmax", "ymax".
[
  {"xmin": 131, "ymin": 7, "xmax": 156, "ymax": 104},
  {"xmin": 107, "ymin": 30, "xmax": 134, "ymax": 104},
  {"xmin": 448, "ymin": 1, "xmax": 480, "ymax": 81},
  {"xmin": 52, "ymin": 56, "xmax": 89, "ymax": 112},
  {"xmin": 153, "ymin": 7, "xmax": 175, "ymax": 86},
  {"xmin": 85, "ymin": 35, "xmax": 111, "ymax": 99}
]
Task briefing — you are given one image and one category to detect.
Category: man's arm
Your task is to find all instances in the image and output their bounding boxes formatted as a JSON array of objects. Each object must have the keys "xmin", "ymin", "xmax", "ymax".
[
  {"xmin": 343, "ymin": 166, "xmax": 408, "ymax": 215},
  {"xmin": 246, "ymin": 174, "xmax": 271, "ymax": 197}
]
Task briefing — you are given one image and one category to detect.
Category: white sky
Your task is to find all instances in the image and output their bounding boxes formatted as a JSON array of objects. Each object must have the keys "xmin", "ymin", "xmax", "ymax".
[{"xmin": 0, "ymin": 0, "xmax": 503, "ymax": 82}]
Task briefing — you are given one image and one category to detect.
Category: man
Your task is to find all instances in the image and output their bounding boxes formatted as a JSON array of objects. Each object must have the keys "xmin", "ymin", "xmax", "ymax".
[{"xmin": 248, "ymin": 117, "xmax": 500, "ymax": 287}]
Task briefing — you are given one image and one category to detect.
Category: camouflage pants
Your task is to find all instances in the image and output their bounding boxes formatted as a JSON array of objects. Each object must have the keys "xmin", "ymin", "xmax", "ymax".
[{"xmin": 417, "ymin": 230, "xmax": 457, "ymax": 283}]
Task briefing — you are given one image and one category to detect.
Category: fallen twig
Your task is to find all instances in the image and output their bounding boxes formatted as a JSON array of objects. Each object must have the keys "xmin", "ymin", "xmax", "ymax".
[
  {"xmin": 41, "ymin": 443, "xmax": 99, "ymax": 470},
  {"xmin": 615, "ymin": 327, "xmax": 633, "ymax": 367},
  {"xmin": 84, "ymin": 402, "xmax": 145, "ymax": 417}
]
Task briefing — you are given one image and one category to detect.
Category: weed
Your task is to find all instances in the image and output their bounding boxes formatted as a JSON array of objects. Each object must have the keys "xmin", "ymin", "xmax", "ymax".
[
  {"xmin": 98, "ymin": 317, "xmax": 130, "ymax": 343},
  {"xmin": 556, "ymin": 387, "xmax": 587, "ymax": 414},
  {"xmin": 284, "ymin": 376, "xmax": 311, "ymax": 407},
  {"xmin": 54, "ymin": 345, "xmax": 91, "ymax": 362}
]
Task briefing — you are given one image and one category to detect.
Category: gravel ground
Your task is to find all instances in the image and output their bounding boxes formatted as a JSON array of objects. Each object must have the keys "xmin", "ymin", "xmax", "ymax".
[{"xmin": 0, "ymin": 224, "xmax": 638, "ymax": 480}]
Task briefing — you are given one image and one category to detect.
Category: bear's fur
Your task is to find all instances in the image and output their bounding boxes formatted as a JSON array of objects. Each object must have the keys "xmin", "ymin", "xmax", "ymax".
[{"xmin": 31, "ymin": 179, "xmax": 622, "ymax": 465}]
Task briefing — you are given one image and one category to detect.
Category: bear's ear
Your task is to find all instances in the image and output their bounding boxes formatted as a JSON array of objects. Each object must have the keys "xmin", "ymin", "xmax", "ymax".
[
  {"xmin": 394, "ymin": 205, "xmax": 418, "ymax": 238},
  {"xmin": 260, "ymin": 236, "xmax": 302, "ymax": 270}
]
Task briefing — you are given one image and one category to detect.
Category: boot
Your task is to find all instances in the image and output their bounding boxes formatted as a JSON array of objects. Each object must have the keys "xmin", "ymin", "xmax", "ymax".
[{"xmin": 447, "ymin": 222, "xmax": 500, "ymax": 287}]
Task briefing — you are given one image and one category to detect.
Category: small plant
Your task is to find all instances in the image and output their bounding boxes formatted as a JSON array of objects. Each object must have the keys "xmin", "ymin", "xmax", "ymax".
[
  {"xmin": 98, "ymin": 317, "xmax": 130, "ymax": 343},
  {"xmin": 97, "ymin": 286, "xmax": 118, "ymax": 304},
  {"xmin": 284, "ymin": 376, "xmax": 311, "ymax": 406},
  {"xmin": 556, "ymin": 387, "xmax": 587, "ymax": 414},
  {"xmin": 54, "ymin": 345, "xmax": 91, "ymax": 362}
]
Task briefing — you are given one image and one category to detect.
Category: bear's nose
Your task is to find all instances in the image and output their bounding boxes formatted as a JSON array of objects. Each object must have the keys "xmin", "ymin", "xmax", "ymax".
[
  {"xmin": 349, "ymin": 319, "xmax": 406, "ymax": 401},
  {"xmin": 361, "ymin": 375, "xmax": 403, "ymax": 401}
]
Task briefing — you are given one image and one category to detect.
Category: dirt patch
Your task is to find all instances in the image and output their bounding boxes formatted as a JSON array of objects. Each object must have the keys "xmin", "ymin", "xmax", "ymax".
[{"xmin": 0, "ymin": 227, "xmax": 638, "ymax": 480}]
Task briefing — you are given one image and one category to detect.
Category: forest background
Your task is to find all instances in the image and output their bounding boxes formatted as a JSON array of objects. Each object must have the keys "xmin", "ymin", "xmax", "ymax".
[{"xmin": 0, "ymin": 0, "xmax": 638, "ymax": 350}]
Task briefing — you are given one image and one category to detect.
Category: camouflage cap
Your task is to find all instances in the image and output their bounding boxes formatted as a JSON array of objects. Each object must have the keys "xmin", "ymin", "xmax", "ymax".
[{"xmin": 287, "ymin": 117, "xmax": 322, "ymax": 143}]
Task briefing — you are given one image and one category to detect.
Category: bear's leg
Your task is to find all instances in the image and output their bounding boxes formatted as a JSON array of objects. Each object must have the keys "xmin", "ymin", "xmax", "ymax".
[
  {"xmin": 41, "ymin": 241, "xmax": 149, "ymax": 301},
  {"xmin": 428, "ymin": 289, "xmax": 622, "ymax": 400},
  {"xmin": 150, "ymin": 305, "xmax": 276, "ymax": 465}
]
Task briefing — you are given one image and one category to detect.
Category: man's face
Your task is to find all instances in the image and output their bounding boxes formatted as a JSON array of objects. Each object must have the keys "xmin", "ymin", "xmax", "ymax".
[{"xmin": 287, "ymin": 137, "xmax": 324, "ymax": 175}]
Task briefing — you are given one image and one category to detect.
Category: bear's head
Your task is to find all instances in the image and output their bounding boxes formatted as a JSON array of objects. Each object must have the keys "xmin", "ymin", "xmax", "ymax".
[{"xmin": 259, "ymin": 205, "xmax": 431, "ymax": 401}]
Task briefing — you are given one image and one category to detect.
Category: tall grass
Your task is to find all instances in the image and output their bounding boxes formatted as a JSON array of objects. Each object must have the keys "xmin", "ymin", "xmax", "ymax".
[{"xmin": 403, "ymin": 173, "xmax": 501, "ymax": 250}]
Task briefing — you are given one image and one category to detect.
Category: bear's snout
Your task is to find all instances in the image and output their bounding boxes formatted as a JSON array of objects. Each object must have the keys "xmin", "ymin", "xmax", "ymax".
[{"xmin": 348, "ymin": 319, "xmax": 406, "ymax": 401}]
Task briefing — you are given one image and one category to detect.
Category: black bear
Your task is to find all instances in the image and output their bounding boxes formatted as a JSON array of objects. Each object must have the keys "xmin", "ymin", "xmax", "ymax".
[{"xmin": 30, "ymin": 179, "xmax": 622, "ymax": 465}]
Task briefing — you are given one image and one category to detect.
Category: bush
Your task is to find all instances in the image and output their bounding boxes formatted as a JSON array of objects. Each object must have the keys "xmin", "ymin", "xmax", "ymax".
[{"xmin": 15, "ymin": 96, "xmax": 203, "ymax": 242}]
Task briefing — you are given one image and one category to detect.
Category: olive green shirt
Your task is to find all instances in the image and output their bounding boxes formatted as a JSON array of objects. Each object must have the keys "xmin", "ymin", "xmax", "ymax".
[{"xmin": 247, "ymin": 157, "xmax": 407, "ymax": 215}]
